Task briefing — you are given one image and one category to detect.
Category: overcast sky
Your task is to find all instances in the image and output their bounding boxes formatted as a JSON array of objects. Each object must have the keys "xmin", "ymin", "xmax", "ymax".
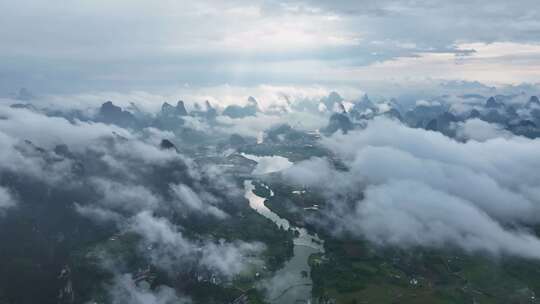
[{"xmin": 1, "ymin": 0, "xmax": 539, "ymax": 95}]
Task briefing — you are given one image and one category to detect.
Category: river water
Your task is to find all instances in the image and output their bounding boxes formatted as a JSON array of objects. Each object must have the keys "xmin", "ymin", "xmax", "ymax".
[{"xmin": 244, "ymin": 180, "xmax": 324, "ymax": 304}]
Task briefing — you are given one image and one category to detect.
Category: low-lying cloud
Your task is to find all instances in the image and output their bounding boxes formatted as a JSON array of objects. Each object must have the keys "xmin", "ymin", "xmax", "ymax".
[
  {"xmin": 0, "ymin": 103, "xmax": 262, "ymax": 285},
  {"xmin": 170, "ymin": 183, "xmax": 227, "ymax": 219},
  {"xmin": 283, "ymin": 117, "xmax": 540, "ymax": 258},
  {"xmin": 454, "ymin": 118, "xmax": 513, "ymax": 141},
  {"xmin": 0, "ymin": 186, "xmax": 17, "ymax": 214},
  {"xmin": 126, "ymin": 211, "xmax": 264, "ymax": 277},
  {"xmin": 109, "ymin": 273, "xmax": 192, "ymax": 304}
]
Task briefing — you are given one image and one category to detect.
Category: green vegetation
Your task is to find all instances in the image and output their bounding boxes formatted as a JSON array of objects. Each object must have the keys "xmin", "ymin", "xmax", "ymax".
[
  {"xmin": 310, "ymin": 237, "xmax": 540, "ymax": 304},
  {"xmin": 65, "ymin": 177, "xmax": 294, "ymax": 303},
  {"xmin": 260, "ymin": 179, "xmax": 540, "ymax": 304}
]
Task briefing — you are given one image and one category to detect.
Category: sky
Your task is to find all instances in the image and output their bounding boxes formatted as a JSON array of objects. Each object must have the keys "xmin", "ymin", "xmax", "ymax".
[{"xmin": 1, "ymin": 0, "xmax": 539, "ymax": 97}]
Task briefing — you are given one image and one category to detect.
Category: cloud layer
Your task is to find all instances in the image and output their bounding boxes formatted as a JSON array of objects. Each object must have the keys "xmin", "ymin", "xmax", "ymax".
[
  {"xmin": 283, "ymin": 117, "xmax": 540, "ymax": 258},
  {"xmin": 0, "ymin": 104, "xmax": 266, "ymax": 302},
  {"xmin": 126, "ymin": 211, "xmax": 264, "ymax": 277}
]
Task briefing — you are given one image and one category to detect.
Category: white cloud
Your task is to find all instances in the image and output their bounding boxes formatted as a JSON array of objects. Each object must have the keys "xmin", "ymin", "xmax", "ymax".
[
  {"xmin": 126, "ymin": 212, "xmax": 264, "ymax": 277},
  {"xmin": 0, "ymin": 105, "xmax": 132, "ymax": 151},
  {"xmin": 91, "ymin": 178, "xmax": 161, "ymax": 214},
  {"xmin": 353, "ymin": 180, "xmax": 540, "ymax": 259},
  {"xmin": 454, "ymin": 118, "xmax": 513, "ymax": 141},
  {"xmin": 109, "ymin": 274, "xmax": 192, "ymax": 304},
  {"xmin": 0, "ymin": 186, "xmax": 17, "ymax": 213},
  {"xmin": 283, "ymin": 117, "xmax": 540, "ymax": 258},
  {"xmin": 3, "ymin": 0, "xmax": 538, "ymax": 92},
  {"xmin": 217, "ymin": 110, "xmax": 328, "ymax": 138},
  {"xmin": 242, "ymin": 154, "xmax": 294, "ymax": 175},
  {"xmin": 0, "ymin": 129, "xmax": 74, "ymax": 184},
  {"xmin": 170, "ymin": 183, "xmax": 227, "ymax": 219}
]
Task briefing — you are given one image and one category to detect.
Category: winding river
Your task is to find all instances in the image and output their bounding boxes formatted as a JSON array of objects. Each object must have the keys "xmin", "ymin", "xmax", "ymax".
[{"xmin": 244, "ymin": 179, "xmax": 324, "ymax": 304}]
